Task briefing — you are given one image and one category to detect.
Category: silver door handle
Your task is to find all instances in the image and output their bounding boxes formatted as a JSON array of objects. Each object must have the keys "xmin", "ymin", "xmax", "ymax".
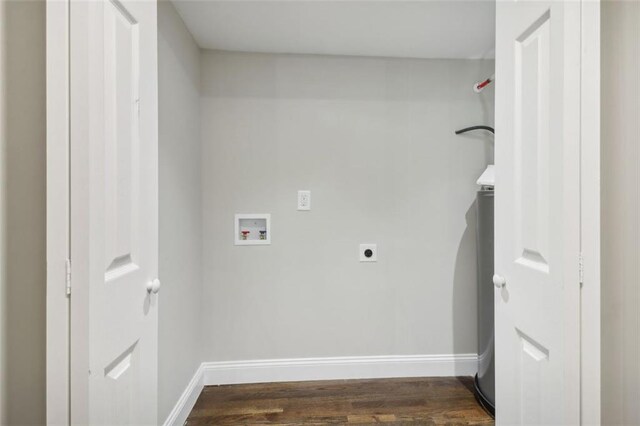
[
  {"xmin": 493, "ymin": 274, "xmax": 506, "ymax": 289},
  {"xmin": 147, "ymin": 278, "xmax": 161, "ymax": 294}
]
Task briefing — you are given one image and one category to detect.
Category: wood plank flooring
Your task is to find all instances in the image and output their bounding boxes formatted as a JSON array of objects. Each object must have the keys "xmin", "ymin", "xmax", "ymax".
[{"xmin": 186, "ymin": 377, "xmax": 494, "ymax": 425}]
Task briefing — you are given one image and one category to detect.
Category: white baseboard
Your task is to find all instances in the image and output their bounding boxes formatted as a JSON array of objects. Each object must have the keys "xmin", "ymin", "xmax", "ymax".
[
  {"xmin": 164, "ymin": 354, "xmax": 477, "ymax": 426},
  {"xmin": 201, "ymin": 354, "xmax": 477, "ymax": 385},
  {"xmin": 162, "ymin": 364, "xmax": 204, "ymax": 426}
]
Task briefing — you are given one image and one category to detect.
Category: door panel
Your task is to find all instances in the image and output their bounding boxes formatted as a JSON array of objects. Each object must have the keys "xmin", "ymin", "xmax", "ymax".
[
  {"xmin": 103, "ymin": 0, "xmax": 140, "ymax": 283},
  {"xmin": 495, "ymin": 1, "xmax": 580, "ymax": 425},
  {"xmin": 514, "ymin": 10, "xmax": 551, "ymax": 274},
  {"xmin": 70, "ymin": 0, "xmax": 158, "ymax": 424}
]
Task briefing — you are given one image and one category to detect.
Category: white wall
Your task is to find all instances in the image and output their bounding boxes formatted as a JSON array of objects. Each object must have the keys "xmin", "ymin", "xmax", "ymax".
[
  {"xmin": 601, "ymin": 1, "xmax": 640, "ymax": 424},
  {"xmin": 0, "ymin": 0, "xmax": 46, "ymax": 424},
  {"xmin": 200, "ymin": 51, "xmax": 494, "ymax": 362},
  {"xmin": 158, "ymin": 1, "xmax": 202, "ymax": 423}
]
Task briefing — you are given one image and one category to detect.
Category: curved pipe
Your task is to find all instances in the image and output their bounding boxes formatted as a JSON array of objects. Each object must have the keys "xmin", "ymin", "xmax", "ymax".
[{"xmin": 455, "ymin": 125, "xmax": 495, "ymax": 135}]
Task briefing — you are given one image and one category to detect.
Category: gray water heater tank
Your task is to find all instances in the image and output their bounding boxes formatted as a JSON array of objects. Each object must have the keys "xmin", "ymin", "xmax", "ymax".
[{"xmin": 475, "ymin": 188, "xmax": 495, "ymax": 416}]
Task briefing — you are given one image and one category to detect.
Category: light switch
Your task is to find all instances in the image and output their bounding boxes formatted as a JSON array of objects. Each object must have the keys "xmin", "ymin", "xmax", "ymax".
[{"xmin": 298, "ymin": 190, "xmax": 311, "ymax": 211}]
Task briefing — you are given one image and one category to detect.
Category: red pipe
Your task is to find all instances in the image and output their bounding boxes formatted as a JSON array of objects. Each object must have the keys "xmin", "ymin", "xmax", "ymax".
[
  {"xmin": 474, "ymin": 75, "xmax": 495, "ymax": 93},
  {"xmin": 476, "ymin": 78, "xmax": 492, "ymax": 90}
]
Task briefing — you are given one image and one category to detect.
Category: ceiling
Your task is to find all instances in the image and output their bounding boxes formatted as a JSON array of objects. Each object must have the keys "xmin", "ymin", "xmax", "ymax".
[{"xmin": 171, "ymin": 1, "xmax": 496, "ymax": 60}]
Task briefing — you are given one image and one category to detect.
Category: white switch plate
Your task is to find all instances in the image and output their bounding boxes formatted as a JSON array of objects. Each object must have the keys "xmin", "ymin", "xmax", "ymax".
[
  {"xmin": 359, "ymin": 244, "xmax": 377, "ymax": 262},
  {"xmin": 298, "ymin": 190, "xmax": 311, "ymax": 211}
]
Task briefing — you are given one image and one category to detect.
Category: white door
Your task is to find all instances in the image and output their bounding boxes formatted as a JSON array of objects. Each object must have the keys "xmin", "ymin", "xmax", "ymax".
[
  {"xmin": 494, "ymin": 1, "xmax": 581, "ymax": 424},
  {"xmin": 70, "ymin": 0, "xmax": 159, "ymax": 424}
]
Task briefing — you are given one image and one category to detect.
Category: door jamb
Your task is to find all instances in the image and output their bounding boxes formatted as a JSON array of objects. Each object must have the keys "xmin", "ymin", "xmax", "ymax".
[
  {"xmin": 46, "ymin": 0, "xmax": 70, "ymax": 424},
  {"xmin": 579, "ymin": 0, "xmax": 601, "ymax": 423}
]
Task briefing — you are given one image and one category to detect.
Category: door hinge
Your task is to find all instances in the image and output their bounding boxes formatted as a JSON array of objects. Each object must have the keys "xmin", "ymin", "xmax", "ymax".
[
  {"xmin": 65, "ymin": 258, "xmax": 72, "ymax": 296},
  {"xmin": 579, "ymin": 253, "xmax": 584, "ymax": 286}
]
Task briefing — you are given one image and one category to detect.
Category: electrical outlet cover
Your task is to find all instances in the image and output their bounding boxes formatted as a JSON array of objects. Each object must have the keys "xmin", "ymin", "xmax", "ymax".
[{"xmin": 359, "ymin": 244, "xmax": 377, "ymax": 262}]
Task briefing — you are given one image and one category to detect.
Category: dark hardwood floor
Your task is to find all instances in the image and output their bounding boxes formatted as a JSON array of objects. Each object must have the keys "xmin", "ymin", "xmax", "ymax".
[{"xmin": 186, "ymin": 377, "xmax": 495, "ymax": 425}]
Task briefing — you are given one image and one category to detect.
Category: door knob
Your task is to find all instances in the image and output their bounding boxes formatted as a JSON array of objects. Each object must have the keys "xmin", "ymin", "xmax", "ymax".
[
  {"xmin": 147, "ymin": 278, "xmax": 161, "ymax": 294},
  {"xmin": 493, "ymin": 274, "xmax": 506, "ymax": 289}
]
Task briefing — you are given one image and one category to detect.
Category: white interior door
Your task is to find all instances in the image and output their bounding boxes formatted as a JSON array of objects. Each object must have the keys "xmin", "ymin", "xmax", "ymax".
[
  {"xmin": 70, "ymin": 0, "xmax": 159, "ymax": 424},
  {"xmin": 495, "ymin": 1, "xmax": 581, "ymax": 424}
]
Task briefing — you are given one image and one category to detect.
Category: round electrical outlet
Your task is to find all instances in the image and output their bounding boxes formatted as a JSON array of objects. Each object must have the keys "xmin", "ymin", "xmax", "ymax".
[{"xmin": 359, "ymin": 244, "xmax": 377, "ymax": 262}]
